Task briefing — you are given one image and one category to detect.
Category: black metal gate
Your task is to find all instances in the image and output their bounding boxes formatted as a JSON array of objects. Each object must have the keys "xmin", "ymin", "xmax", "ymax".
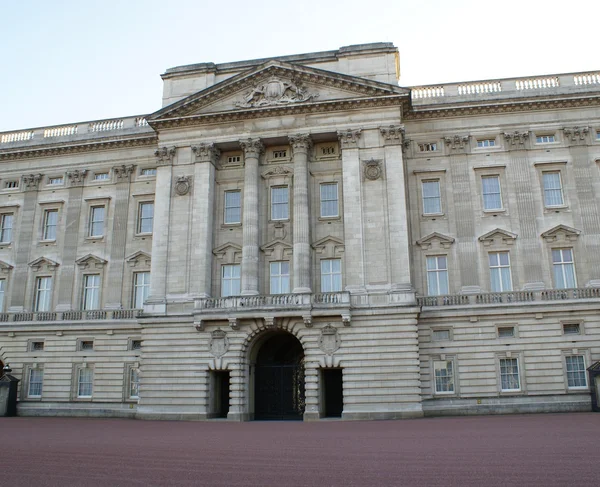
[{"xmin": 255, "ymin": 364, "xmax": 305, "ymax": 420}]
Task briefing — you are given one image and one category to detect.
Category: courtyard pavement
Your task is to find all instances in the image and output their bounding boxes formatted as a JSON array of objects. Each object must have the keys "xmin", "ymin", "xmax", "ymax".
[{"xmin": 1, "ymin": 413, "xmax": 599, "ymax": 486}]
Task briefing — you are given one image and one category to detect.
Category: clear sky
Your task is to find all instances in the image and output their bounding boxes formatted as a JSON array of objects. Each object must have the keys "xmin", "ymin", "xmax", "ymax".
[{"xmin": 1, "ymin": 0, "xmax": 598, "ymax": 132}]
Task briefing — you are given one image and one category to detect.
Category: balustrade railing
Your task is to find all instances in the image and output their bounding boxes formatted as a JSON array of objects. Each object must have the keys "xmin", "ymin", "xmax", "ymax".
[
  {"xmin": 0, "ymin": 309, "xmax": 141, "ymax": 323},
  {"xmin": 196, "ymin": 292, "xmax": 349, "ymax": 311}
]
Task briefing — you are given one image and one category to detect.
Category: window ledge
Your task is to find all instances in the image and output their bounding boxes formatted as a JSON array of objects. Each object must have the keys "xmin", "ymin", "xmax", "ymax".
[
  {"xmin": 85, "ymin": 236, "xmax": 104, "ymax": 242},
  {"xmin": 544, "ymin": 206, "xmax": 569, "ymax": 213},
  {"xmin": 318, "ymin": 216, "xmax": 341, "ymax": 222},
  {"xmin": 0, "ymin": 242, "xmax": 11, "ymax": 247},
  {"xmin": 221, "ymin": 223, "xmax": 242, "ymax": 229}
]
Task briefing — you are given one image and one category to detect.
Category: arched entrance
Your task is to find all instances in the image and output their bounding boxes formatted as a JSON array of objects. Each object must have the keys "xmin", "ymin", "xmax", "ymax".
[{"xmin": 253, "ymin": 333, "xmax": 305, "ymax": 420}]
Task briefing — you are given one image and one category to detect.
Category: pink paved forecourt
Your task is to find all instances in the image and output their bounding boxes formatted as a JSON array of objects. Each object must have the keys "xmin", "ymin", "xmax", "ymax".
[{"xmin": 1, "ymin": 412, "xmax": 599, "ymax": 487}]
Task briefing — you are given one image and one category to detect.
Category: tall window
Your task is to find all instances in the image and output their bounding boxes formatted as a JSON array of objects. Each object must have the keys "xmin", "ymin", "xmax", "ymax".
[
  {"xmin": 221, "ymin": 264, "xmax": 241, "ymax": 297},
  {"xmin": 565, "ymin": 355, "xmax": 587, "ymax": 388},
  {"xmin": 552, "ymin": 248, "xmax": 576, "ymax": 289},
  {"xmin": 422, "ymin": 180, "xmax": 441, "ymax": 214},
  {"xmin": 482, "ymin": 176, "xmax": 502, "ymax": 210},
  {"xmin": 34, "ymin": 276, "xmax": 52, "ymax": 312},
  {"xmin": 129, "ymin": 368, "xmax": 140, "ymax": 399},
  {"xmin": 28, "ymin": 369, "xmax": 44, "ymax": 398},
  {"xmin": 0, "ymin": 214, "xmax": 13, "ymax": 243},
  {"xmin": 271, "ymin": 186, "xmax": 289, "ymax": 220},
  {"xmin": 270, "ymin": 261, "xmax": 290, "ymax": 294},
  {"xmin": 0, "ymin": 279, "xmax": 5, "ymax": 312},
  {"xmin": 78, "ymin": 367, "xmax": 93, "ymax": 397},
  {"xmin": 43, "ymin": 209, "xmax": 58, "ymax": 240},
  {"xmin": 138, "ymin": 202, "xmax": 154, "ymax": 234},
  {"xmin": 320, "ymin": 183, "xmax": 339, "ymax": 218},
  {"xmin": 433, "ymin": 360, "xmax": 454, "ymax": 394},
  {"xmin": 89, "ymin": 206, "xmax": 105, "ymax": 237},
  {"xmin": 224, "ymin": 190, "xmax": 241, "ymax": 224},
  {"xmin": 499, "ymin": 358, "xmax": 520, "ymax": 391},
  {"xmin": 426, "ymin": 256, "xmax": 449, "ymax": 296},
  {"xmin": 489, "ymin": 252, "xmax": 512, "ymax": 292},
  {"xmin": 320, "ymin": 259, "xmax": 342, "ymax": 292},
  {"xmin": 543, "ymin": 172, "xmax": 564, "ymax": 207},
  {"xmin": 133, "ymin": 272, "xmax": 150, "ymax": 308},
  {"xmin": 82, "ymin": 275, "xmax": 101, "ymax": 310}
]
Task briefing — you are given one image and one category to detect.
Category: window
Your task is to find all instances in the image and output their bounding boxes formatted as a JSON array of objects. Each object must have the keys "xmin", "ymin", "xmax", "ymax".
[
  {"xmin": 227, "ymin": 155, "xmax": 241, "ymax": 164},
  {"xmin": 82, "ymin": 275, "xmax": 101, "ymax": 310},
  {"xmin": 88, "ymin": 206, "xmax": 105, "ymax": 237},
  {"xmin": 563, "ymin": 323, "xmax": 581, "ymax": 335},
  {"xmin": 482, "ymin": 175, "xmax": 503, "ymax": 210},
  {"xmin": 422, "ymin": 180, "xmax": 441, "ymax": 214},
  {"xmin": 30, "ymin": 341, "xmax": 44, "ymax": 351},
  {"xmin": 34, "ymin": 276, "xmax": 52, "ymax": 312},
  {"xmin": 138, "ymin": 202, "xmax": 154, "ymax": 234},
  {"xmin": 0, "ymin": 279, "xmax": 5, "ymax": 312},
  {"xmin": 224, "ymin": 190, "xmax": 241, "ymax": 224},
  {"xmin": 77, "ymin": 367, "xmax": 93, "ymax": 397},
  {"xmin": 320, "ymin": 259, "xmax": 342, "ymax": 292},
  {"xmin": 432, "ymin": 329, "xmax": 451, "ymax": 341},
  {"xmin": 271, "ymin": 186, "xmax": 289, "ymax": 220},
  {"xmin": 270, "ymin": 261, "xmax": 290, "ymax": 294},
  {"xmin": 477, "ymin": 139, "xmax": 496, "ymax": 148},
  {"xmin": 426, "ymin": 256, "xmax": 449, "ymax": 296},
  {"xmin": 93, "ymin": 172, "xmax": 109, "ymax": 181},
  {"xmin": 130, "ymin": 339, "xmax": 142, "ymax": 351},
  {"xmin": 141, "ymin": 168, "xmax": 157, "ymax": 176},
  {"xmin": 4, "ymin": 181, "xmax": 18, "ymax": 189},
  {"xmin": 418, "ymin": 142, "xmax": 437, "ymax": 152},
  {"xmin": 433, "ymin": 360, "xmax": 454, "ymax": 394},
  {"xmin": 79, "ymin": 340, "xmax": 94, "ymax": 351},
  {"xmin": 489, "ymin": 252, "xmax": 512, "ymax": 292},
  {"xmin": 499, "ymin": 358, "xmax": 520, "ymax": 391},
  {"xmin": 320, "ymin": 183, "xmax": 339, "ymax": 218},
  {"xmin": 498, "ymin": 326, "xmax": 515, "ymax": 338},
  {"xmin": 133, "ymin": 272, "xmax": 150, "ymax": 308},
  {"xmin": 552, "ymin": 248, "xmax": 576, "ymax": 289},
  {"xmin": 28, "ymin": 368, "xmax": 44, "ymax": 398},
  {"xmin": 42, "ymin": 209, "xmax": 58, "ymax": 240},
  {"xmin": 272, "ymin": 149, "xmax": 287, "ymax": 159},
  {"xmin": 221, "ymin": 264, "xmax": 240, "ymax": 297},
  {"xmin": 536, "ymin": 135, "xmax": 555, "ymax": 143},
  {"xmin": 596, "ymin": 131, "xmax": 600, "ymax": 141},
  {"xmin": 48, "ymin": 177, "xmax": 63, "ymax": 185},
  {"xmin": 542, "ymin": 172, "xmax": 564, "ymax": 207},
  {"xmin": 0, "ymin": 214, "xmax": 12, "ymax": 243},
  {"xmin": 565, "ymin": 355, "xmax": 587, "ymax": 388},
  {"xmin": 129, "ymin": 367, "xmax": 140, "ymax": 399}
]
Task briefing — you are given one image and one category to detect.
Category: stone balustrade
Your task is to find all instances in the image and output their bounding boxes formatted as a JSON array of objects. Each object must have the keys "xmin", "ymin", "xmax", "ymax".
[
  {"xmin": 195, "ymin": 292, "xmax": 350, "ymax": 313},
  {"xmin": 0, "ymin": 309, "xmax": 141, "ymax": 323}
]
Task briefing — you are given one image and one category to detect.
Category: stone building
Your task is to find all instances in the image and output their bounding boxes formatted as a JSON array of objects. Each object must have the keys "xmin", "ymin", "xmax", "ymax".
[{"xmin": 0, "ymin": 43, "xmax": 599, "ymax": 420}]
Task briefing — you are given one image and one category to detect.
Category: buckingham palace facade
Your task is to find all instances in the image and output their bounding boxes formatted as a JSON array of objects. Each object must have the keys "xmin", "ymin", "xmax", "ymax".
[{"xmin": 1, "ymin": 43, "xmax": 599, "ymax": 420}]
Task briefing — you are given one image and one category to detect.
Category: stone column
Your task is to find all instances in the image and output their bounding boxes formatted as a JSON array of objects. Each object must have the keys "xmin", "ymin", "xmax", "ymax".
[
  {"xmin": 190, "ymin": 143, "xmax": 220, "ymax": 297},
  {"xmin": 56, "ymin": 170, "xmax": 87, "ymax": 311},
  {"xmin": 146, "ymin": 147, "xmax": 176, "ymax": 313},
  {"xmin": 104, "ymin": 164, "xmax": 135, "ymax": 309},
  {"xmin": 239, "ymin": 138, "xmax": 264, "ymax": 296},
  {"xmin": 289, "ymin": 134, "xmax": 312, "ymax": 294},
  {"xmin": 338, "ymin": 129, "xmax": 366, "ymax": 293},
  {"xmin": 303, "ymin": 365, "xmax": 320, "ymax": 420}
]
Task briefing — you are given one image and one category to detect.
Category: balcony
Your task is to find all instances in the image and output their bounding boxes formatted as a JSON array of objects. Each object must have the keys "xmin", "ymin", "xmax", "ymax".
[
  {"xmin": 196, "ymin": 292, "xmax": 349, "ymax": 313},
  {"xmin": 0, "ymin": 309, "xmax": 142, "ymax": 324}
]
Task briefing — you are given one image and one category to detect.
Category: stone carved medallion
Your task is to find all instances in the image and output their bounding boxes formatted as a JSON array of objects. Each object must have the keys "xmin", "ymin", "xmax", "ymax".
[
  {"xmin": 209, "ymin": 329, "xmax": 230, "ymax": 358},
  {"xmin": 363, "ymin": 159, "xmax": 382, "ymax": 181},
  {"xmin": 318, "ymin": 324, "xmax": 341, "ymax": 355},
  {"xmin": 174, "ymin": 176, "xmax": 191, "ymax": 196},
  {"xmin": 236, "ymin": 77, "xmax": 318, "ymax": 108}
]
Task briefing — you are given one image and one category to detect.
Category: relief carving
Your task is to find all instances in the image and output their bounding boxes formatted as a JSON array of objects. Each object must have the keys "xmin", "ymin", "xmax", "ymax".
[
  {"xmin": 209, "ymin": 329, "xmax": 230, "ymax": 358},
  {"xmin": 174, "ymin": 175, "xmax": 192, "ymax": 196},
  {"xmin": 503, "ymin": 131, "xmax": 529, "ymax": 147},
  {"xmin": 22, "ymin": 173, "xmax": 43, "ymax": 190},
  {"xmin": 319, "ymin": 324, "xmax": 341, "ymax": 355},
  {"xmin": 363, "ymin": 159, "xmax": 383, "ymax": 181},
  {"xmin": 155, "ymin": 146, "xmax": 177, "ymax": 165},
  {"xmin": 337, "ymin": 129, "xmax": 362, "ymax": 149},
  {"xmin": 235, "ymin": 77, "xmax": 318, "ymax": 108},
  {"xmin": 66, "ymin": 169, "xmax": 88, "ymax": 186},
  {"xmin": 444, "ymin": 135, "xmax": 470, "ymax": 151}
]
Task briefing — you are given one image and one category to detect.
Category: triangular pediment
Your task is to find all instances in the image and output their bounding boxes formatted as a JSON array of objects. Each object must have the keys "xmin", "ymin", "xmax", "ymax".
[
  {"xmin": 261, "ymin": 239, "xmax": 293, "ymax": 259},
  {"xmin": 75, "ymin": 254, "xmax": 108, "ymax": 268},
  {"xmin": 213, "ymin": 242, "xmax": 243, "ymax": 262},
  {"xmin": 126, "ymin": 251, "xmax": 151, "ymax": 267},
  {"xmin": 416, "ymin": 232, "xmax": 455, "ymax": 250},
  {"xmin": 0, "ymin": 259, "xmax": 13, "ymax": 273},
  {"xmin": 149, "ymin": 61, "xmax": 409, "ymax": 124},
  {"xmin": 312, "ymin": 236, "xmax": 345, "ymax": 258},
  {"xmin": 312, "ymin": 236, "xmax": 345, "ymax": 249},
  {"xmin": 28, "ymin": 257, "xmax": 59, "ymax": 271},
  {"xmin": 478, "ymin": 228, "xmax": 518, "ymax": 246},
  {"xmin": 541, "ymin": 224, "xmax": 581, "ymax": 242}
]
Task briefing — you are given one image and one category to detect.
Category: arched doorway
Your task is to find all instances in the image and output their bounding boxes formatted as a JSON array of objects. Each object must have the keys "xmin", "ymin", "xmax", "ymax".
[{"xmin": 254, "ymin": 333, "xmax": 305, "ymax": 420}]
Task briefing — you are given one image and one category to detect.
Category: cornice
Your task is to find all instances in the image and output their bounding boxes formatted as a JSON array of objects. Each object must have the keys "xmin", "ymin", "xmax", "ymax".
[{"xmin": 0, "ymin": 134, "xmax": 158, "ymax": 161}]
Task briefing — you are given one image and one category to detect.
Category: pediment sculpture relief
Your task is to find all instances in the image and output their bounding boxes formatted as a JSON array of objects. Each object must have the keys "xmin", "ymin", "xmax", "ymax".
[{"xmin": 235, "ymin": 77, "xmax": 318, "ymax": 108}]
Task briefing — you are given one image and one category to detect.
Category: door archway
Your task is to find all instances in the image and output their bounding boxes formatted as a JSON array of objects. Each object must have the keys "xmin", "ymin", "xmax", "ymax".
[{"xmin": 253, "ymin": 332, "xmax": 305, "ymax": 420}]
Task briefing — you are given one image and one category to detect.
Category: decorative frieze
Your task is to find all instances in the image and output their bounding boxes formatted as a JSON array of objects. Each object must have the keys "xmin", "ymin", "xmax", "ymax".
[
  {"xmin": 154, "ymin": 146, "xmax": 177, "ymax": 165},
  {"xmin": 337, "ymin": 129, "xmax": 362, "ymax": 149},
  {"xmin": 503, "ymin": 131, "xmax": 529, "ymax": 147},
  {"xmin": 174, "ymin": 175, "xmax": 192, "ymax": 196},
  {"xmin": 66, "ymin": 169, "xmax": 87, "ymax": 186},
  {"xmin": 22, "ymin": 173, "xmax": 43, "ymax": 191},
  {"xmin": 444, "ymin": 135, "xmax": 470, "ymax": 151},
  {"xmin": 235, "ymin": 77, "xmax": 318, "ymax": 108},
  {"xmin": 262, "ymin": 165, "xmax": 293, "ymax": 178},
  {"xmin": 191, "ymin": 143, "xmax": 221, "ymax": 165},
  {"xmin": 363, "ymin": 158, "xmax": 383, "ymax": 181},
  {"xmin": 113, "ymin": 164, "xmax": 135, "ymax": 181}
]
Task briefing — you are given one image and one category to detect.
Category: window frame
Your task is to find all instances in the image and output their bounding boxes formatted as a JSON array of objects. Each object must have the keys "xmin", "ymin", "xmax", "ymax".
[
  {"xmin": 488, "ymin": 251, "xmax": 513, "ymax": 292},
  {"xmin": 0, "ymin": 278, "xmax": 5, "ymax": 312},
  {"xmin": 74, "ymin": 364, "xmax": 94, "ymax": 399},
  {"xmin": 82, "ymin": 274, "xmax": 101, "ymax": 310},
  {"xmin": 28, "ymin": 367, "xmax": 44, "ymax": 398},
  {"xmin": 320, "ymin": 258, "xmax": 342, "ymax": 293},
  {"xmin": 432, "ymin": 358, "xmax": 456, "ymax": 396},
  {"xmin": 88, "ymin": 205, "xmax": 105, "ymax": 238},
  {"xmin": 34, "ymin": 276, "xmax": 53, "ymax": 312},
  {"xmin": 224, "ymin": 190, "xmax": 242, "ymax": 225},
  {"xmin": 132, "ymin": 271, "xmax": 150, "ymax": 309},
  {"xmin": 124, "ymin": 363, "xmax": 140, "ymax": 401},
  {"xmin": 140, "ymin": 168, "xmax": 157, "ymax": 177},
  {"xmin": 47, "ymin": 176, "xmax": 64, "ymax": 186},
  {"xmin": 0, "ymin": 213, "xmax": 14, "ymax": 244},
  {"xmin": 137, "ymin": 201, "xmax": 154, "ymax": 235},
  {"xmin": 552, "ymin": 248, "xmax": 577, "ymax": 289},
  {"xmin": 22, "ymin": 364, "xmax": 44, "ymax": 401},
  {"xmin": 498, "ymin": 356, "xmax": 521, "ymax": 393},
  {"xmin": 93, "ymin": 172, "xmax": 110, "ymax": 182},
  {"xmin": 426, "ymin": 255, "xmax": 449, "ymax": 296},
  {"xmin": 421, "ymin": 179, "xmax": 442, "ymax": 215},
  {"xmin": 476, "ymin": 138, "xmax": 496, "ymax": 148},
  {"xmin": 319, "ymin": 182, "xmax": 339, "ymax": 218},
  {"xmin": 481, "ymin": 175, "xmax": 503, "ymax": 211},
  {"xmin": 221, "ymin": 264, "xmax": 241, "ymax": 297},
  {"xmin": 564, "ymin": 354, "xmax": 588, "ymax": 390},
  {"xmin": 42, "ymin": 208, "xmax": 59, "ymax": 241},
  {"xmin": 270, "ymin": 185, "xmax": 289, "ymax": 221},
  {"xmin": 542, "ymin": 171, "xmax": 565, "ymax": 208},
  {"xmin": 269, "ymin": 261, "xmax": 290, "ymax": 295},
  {"xmin": 535, "ymin": 134, "xmax": 556, "ymax": 144}
]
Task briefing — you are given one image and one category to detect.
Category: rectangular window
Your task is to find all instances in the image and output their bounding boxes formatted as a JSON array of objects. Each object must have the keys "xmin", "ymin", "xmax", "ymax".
[
  {"xmin": 477, "ymin": 139, "xmax": 496, "ymax": 148},
  {"xmin": 133, "ymin": 272, "xmax": 150, "ymax": 308},
  {"xmin": 88, "ymin": 206, "xmax": 105, "ymax": 237},
  {"xmin": 28, "ymin": 369, "xmax": 44, "ymax": 398},
  {"xmin": 536, "ymin": 135, "xmax": 555, "ymax": 143},
  {"xmin": 0, "ymin": 279, "xmax": 5, "ymax": 312},
  {"xmin": 224, "ymin": 190, "xmax": 241, "ymax": 224},
  {"xmin": 482, "ymin": 175, "xmax": 503, "ymax": 210},
  {"xmin": 82, "ymin": 274, "xmax": 101, "ymax": 310},
  {"xmin": 77, "ymin": 367, "xmax": 93, "ymax": 397},
  {"xmin": 418, "ymin": 142, "xmax": 437, "ymax": 152},
  {"xmin": 498, "ymin": 326, "xmax": 515, "ymax": 338},
  {"xmin": 130, "ymin": 339, "xmax": 142, "ymax": 351},
  {"xmin": 320, "ymin": 259, "xmax": 342, "ymax": 292},
  {"xmin": 30, "ymin": 341, "xmax": 44, "ymax": 351},
  {"xmin": 432, "ymin": 329, "xmax": 451, "ymax": 341},
  {"xmin": 0, "ymin": 214, "xmax": 12, "ymax": 243},
  {"xmin": 79, "ymin": 340, "xmax": 94, "ymax": 351},
  {"xmin": 129, "ymin": 367, "xmax": 140, "ymax": 399},
  {"xmin": 221, "ymin": 264, "xmax": 241, "ymax": 297},
  {"xmin": 5, "ymin": 181, "xmax": 18, "ymax": 189},
  {"xmin": 270, "ymin": 261, "xmax": 290, "ymax": 294},
  {"xmin": 141, "ymin": 168, "xmax": 157, "ymax": 176},
  {"xmin": 433, "ymin": 360, "xmax": 454, "ymax": 394},
  {"xmin": 93, "ymin": 172, "xmax": 109, "ymax": 181},
  {"xmin": 543, "ymin": 172, "xmax": 564, "ymax": 207},
  {"xmin": 320, "ymin": 183, "xmax": 339, "ymax": 218},
  {"xmin": 271, "ymin": 186, "xmax": 289, "ymax": 220},
  {"xmin": 42, "ymin": 209, "xmax": 58, "ymax": 240},
  {"xmin": 48, "ymin": 177, "xmax": 63, "ymax": 185},
  {"xmin": 34, "ymin": 276, "xmax": 52, "ymax": 312},
  {"xmin": 426, "ymin": 256, "xmax": 449, "ymax": 296},
  {"xmin": 552, "ymin": 248, "xmax": 576, "ymax": 289},
  {"xmin": 565, "ymin": 355, "xmax": 587, "ymax": 388},
  {"xmin": 499, "ymin": 358, "xmax": 520, "ymax": 391},
  {"xmin": 422, "ymin": 180, "xmax": 441, "ymax": 214},
  {"xmin": 563, "ymin": 323, "xmax": 581, "ymax": 335},
  {"xmin": 138, "ymin": 202, "xmax": 154, "ymax": 234},
  {"xmin": 489, "ymin": 252, "xmax": 512, "ymax": 292}
]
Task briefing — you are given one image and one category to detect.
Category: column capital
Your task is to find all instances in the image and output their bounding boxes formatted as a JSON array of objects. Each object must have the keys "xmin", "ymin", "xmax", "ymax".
[
  {"xmin": 66, "ymin": 169, "xmax": 88, "ymax": 187},
  {"xmin": 239, "ymin": 138, "xmax": 264, "ymax": 157},
  {"xmin": 288, "ymin": 134, "xmax": 313, "ymax": 154},
  {"xmin": 444, "ymin": 135, "xmax": 470, "ymax": 153},
  {"xmin": 192, "ymin": 143, "xmax": 221, "ymax": 165},
  {"xmin": 22, "ymin": 173, "xmax": 43, "ymax": 191},
  {"xmin": 562, "ymin": 126, "xmax": 589, "ymax": 145},
  {"xmin": 154, "ymin": 146, "xmax": 177, "ymax": 166},
  {"xmin": 337, "ymin": 129, "xmax": 362, "ymax": 149},
  {"xmin": 503, "ymin": 131, "xmax": 529, "ymax": 149},
  {"xmin": 113, "ymin": 164, "xmax": 136, "ymax": 181},
  {"xmin": 379, "ymin": 125, "xmax": 405, "ymax": 146}
]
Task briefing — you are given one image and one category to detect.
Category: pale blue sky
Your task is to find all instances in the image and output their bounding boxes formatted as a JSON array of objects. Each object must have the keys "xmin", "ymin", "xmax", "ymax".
[{"xmin": 1, "ymin": 0, "xmax": 598, "ymax": 132}]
